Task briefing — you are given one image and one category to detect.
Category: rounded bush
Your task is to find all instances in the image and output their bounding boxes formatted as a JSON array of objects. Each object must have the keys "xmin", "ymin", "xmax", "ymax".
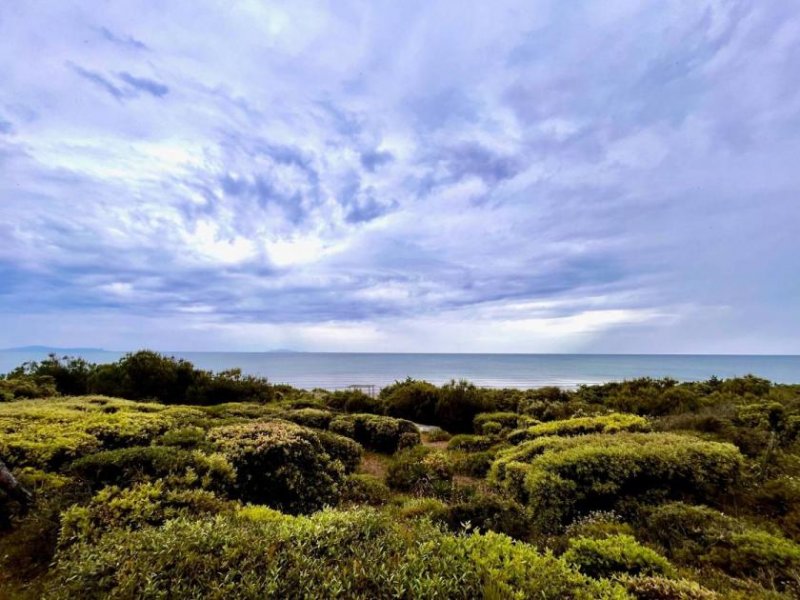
[
  {"xmin": 339, "ymin": 474, "xmax": 391, "ymax": 506},
  {"xmin": 619, "ymin": 575, "xmax": 719, "ymax": 600},
  {"xmin": 385, "ymin": 446, "xmax": 453, "ymax": 496},
  {"xmin": 69, "ymin": 446, "xmax": 235, "ymax": 492},
  {"xmin": 563, "ymin": 534, "xmax": 674, "ymax": 579},
  {"xmin": 447, "ymin": 434, "xmax": 497, "ymax": 452},
  {"xmin": 329, "ymin": 413, "xmax": 420, "ymax": 453},
  {"xmin": 59, "ymin": 481, "xmax": 232, "ymax": 547},
  {"xmin": 509, "ymin": 413, "xmax": 650, "ymax": 444},
  {"xmin": 280, "ymin": 408, "xmax": 334, "ymax": 430},
  {"xmin": 381, "ymin": 378, "xmax": 440, "ymax": 424},
  {"xmin": 490, "ymin": 433, "xmax": 744, "ymax": 531},
  {"xmin": 209, "ymin": 420, "xmax": 345, "ymax": 513},
  {"xmin": 314, "ymin": 430, "xmax": 362, "ymax": 473}
]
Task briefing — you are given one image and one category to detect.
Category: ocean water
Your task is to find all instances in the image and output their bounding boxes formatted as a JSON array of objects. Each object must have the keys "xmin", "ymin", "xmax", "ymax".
[{"xmin": 1, "ymin": 351, "xmax": 799, "ymax": 390}]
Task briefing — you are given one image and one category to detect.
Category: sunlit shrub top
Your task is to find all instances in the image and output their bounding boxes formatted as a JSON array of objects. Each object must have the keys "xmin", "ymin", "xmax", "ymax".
[
  {"xmin": 490, "ymin": 432, "xmax": 744, "ymax": 530},
  {"xmin": 46, "ymin": 507, "xmax": 629, "ymax": 599},
  {"xmin": 0, "ymin": 396, "xmax": 204, "ymax": 469},
  {"xmin": 508, "ymin": 413, "xmax": 650, "ymax": 444}
]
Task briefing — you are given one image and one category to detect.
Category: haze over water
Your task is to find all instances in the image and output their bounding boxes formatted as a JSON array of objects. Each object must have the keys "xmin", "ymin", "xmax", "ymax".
[{"xmin": 2, "ymin": 351, "xmax": 798, "ymax": 390}]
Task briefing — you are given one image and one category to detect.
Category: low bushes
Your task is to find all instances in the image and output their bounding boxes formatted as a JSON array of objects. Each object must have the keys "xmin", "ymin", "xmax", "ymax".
[
  {"xmin": 69, "ymin": 446, "xmax": 235, "ymax": 493},
  {"xmin": 381, "ymin": 378, "xmax": 439, "ymax": 424},
  {"xmin": 314, "ymin": 430, "xmax": 362, "ymax": 473},
  {"xmin": 59, "ymin": 481, "xmax": 233, "ymax": 547},
  {"xmin": 209, "ymin": 421, "xmax": 346, "ymax": 513},
  {"xmin": 444, "ymin": 491, "xmax": 530, "ymax": 539},
  {"xmin": 329, "ymin": 413, "xmax": 420, "ymax": 453},
  {"xmin": 386, "ymin": 446, "xmax": 453, "ymax": 496},
  {"xmin": 45, "ymin": 508, "xmax": 629, "ymax": 599},
  {"xmin": 619, "ymin": 575, "xmax": 719, "ymax": 600},
  {"xmin": 563, "ymin": 534, "xmax": 674, "ymax": 579},
  {"xmin": 508, "ymin": 413, "xmax": 650, "ymax": 444},
  {"xmin": 473, "ymin": 411, "xmax": 523, "ymax": 433},
  {"xmin": 280, "ymin": 407, "xmax": 334, "ymax": 429},
  {"xmin": 490, "ymin": 433, "xmax": 744, "ymax": 531},
  {"xmin": 0, "ymin": 397, "xmax": 204, "ymax": 469},
  {"xmin": 339, "ymin": 474, "xmax": 391, "ymax": 506},
  {"xmin": 644, "ymin": 502, "xmax": 800, "ymax": 591},
  {"xmin": 447, "ymin": 434, "xmax": 498, "ymax": 452}
]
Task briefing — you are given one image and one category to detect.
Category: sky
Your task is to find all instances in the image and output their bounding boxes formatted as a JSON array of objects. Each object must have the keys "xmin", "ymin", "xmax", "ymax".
[{"xmin": 1, "ymin": 1, "xmax": 799, "ymax": 353}]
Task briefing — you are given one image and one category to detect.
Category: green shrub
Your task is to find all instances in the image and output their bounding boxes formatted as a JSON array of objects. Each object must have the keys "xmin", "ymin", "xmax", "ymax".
[
  {"xmin": 0, "ymin": 375, "xmax": 58, "ymax": 400},
  {"xmin": 396, "ymin": 497, "xmax": 450, "ymax": 521},
  {"xmin": 314, "ymin": 430, "xmax": 362, "ymax": 473},
  {"xmin": 474, "ymin": 411, "xmax": 521, "ymax": 433},
  {"xmin": 59, "ymin": 481, "xmax": 233, "ymax": 547},
  {"xmin": 0, "ymin": 397, "xmax": 204, "ymax": 469},
  {"xmin": 45, "ymin": 508, "xmax": 628, "ymax": 599},
  {"xmin": 564, "ymin": 511, "xmax": 635, "ymax": 542},
  {"xmin": 619, "ymin": 575, "xmax": 719, "ymax": 600},
  {"xmin": 509, "ymin": 413, "xmax": 650, "ymax": 444},
  {"xmin": 563, "ymin": 534, "xmax": 674, "ymax": 579},
  {"xmin": 753, "ymin": 477, "xmax": 800, "ymax": 540},
  {"xmin": 329, "ymin": 413, "xmax": 420, "ymax": 453},
  {"xmin": 209, "ymin": 420, "xmax": 345, "ymax": 513},
  {"xmin": 449, "ymin": 450, "xmax": 495, "ymax": 478},
  {"xmin": 435, "ymin": 379, "xmax": 488, "ymax": 433},
  {"xmin": 385, "ymin": 446, "xmax": 453, "ymax": 497},
  {"xmin": 339, "ymin": 474, "xmax": 391, "ymax": 506},
  {"xmin": 157, "ymin": 425, "xmax": 207, "ymax": 448},
  {"xmin": 280, "ymin": 407, "xmax": 334, "ymax": 429},
  {"xmin": 381, "ymin": 378, "xmax": 440, "ymax": 424},
  {"xmin": 69, "ymin": 446, "xmax": 235, "ymax": 493},
  {"xmin": 425, "ymin": 427, "xmax": 452, "ymax": 442},
  {"xmin": 444, "ymin": 491, "xmax": 530, "ymax": 539},
  {"xmin": 645, "ymin": 502, "xmax": 800, "ymax": 590},
  {"xmin": 490, "ymin": 433, "xmax": 744, "ymax": 531},
  {"xmin": 325, "ymin": 389, "xmax": 384, "ymax": 414},
  {"xmin": 447, "ymin": 434, "xmax": 497, "ymax": 452}
]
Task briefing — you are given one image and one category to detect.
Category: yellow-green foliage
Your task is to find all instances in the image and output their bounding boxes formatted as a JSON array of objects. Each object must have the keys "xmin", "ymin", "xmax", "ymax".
[
  {"xmin": 473, "ymin": 411, "xmax": 524, "ymax": 433},
  {"xmin": 563, "ymin": 534, "xmax": 675, "ymax": 579},
  {"xmin": 59, "ymin": 481, "xmax": 234, "ymax": 547},
  {"xmin": 645, "ymin": 502, "xmax": 800, "ymax": 591},
  {"xmin": 209, "ymin": 420, "xmax": 346, "ymax": 513},
  {"xmin": 45, "ymin": 508, "xmax": 629, "ymax": 599},
  {"xmin": 68, "ymin": 445, "xmax": 236, "ymax": 492},
  {"xmin": 280, "ymin": 407, "xmax": 335, "ymax": 429},
  {"xmin": 618, "ymin": 575, "xmax": 719, "ymax": 600},
  {"xmin": 386, "ymin": 446, "xmax": 453, "ymax": 497},
  {"xmin": 0, "ymin": 396, "xmax": 205, "ymax": 469},
  {"xmin": 508, "ymin": 413, "xmax": 650, "ymax": 444},
  {"xmin": 339, "ymin": 474, "xmax": 391, "ymax": 506},
  {"xmin": 490, "ymin": 433, "xmax": 744, "ymax": 530},
  {"xmin": 447, "ymin": 433, "xmax": 498, "ymax": 452}
]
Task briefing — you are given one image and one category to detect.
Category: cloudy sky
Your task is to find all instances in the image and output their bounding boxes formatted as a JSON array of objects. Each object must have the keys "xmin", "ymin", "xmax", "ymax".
[{"xmin": 1, "ymin": 1, "xmax": 798, "ymax": 353}]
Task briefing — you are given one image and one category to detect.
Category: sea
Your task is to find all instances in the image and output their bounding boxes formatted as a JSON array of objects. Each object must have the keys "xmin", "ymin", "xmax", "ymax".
[{"xmin": 1, "ymin": 350, "xmax": 799, "ymax": 391}]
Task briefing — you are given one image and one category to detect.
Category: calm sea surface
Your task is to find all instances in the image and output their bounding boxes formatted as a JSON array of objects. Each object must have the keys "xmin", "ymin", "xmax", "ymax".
[{"xmin": 1, "ymin": 351, "xmax": 799, "ymax": 390}]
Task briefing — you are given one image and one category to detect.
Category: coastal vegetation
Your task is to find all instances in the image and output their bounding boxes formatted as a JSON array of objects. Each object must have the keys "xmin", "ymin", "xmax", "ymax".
[{"xmin": 2, "ymin": 351, "xmax": 800, "ymax": 598}]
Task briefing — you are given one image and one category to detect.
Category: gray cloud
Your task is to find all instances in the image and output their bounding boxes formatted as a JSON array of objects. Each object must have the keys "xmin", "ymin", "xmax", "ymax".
[{"xmin": 0, "ymin": 1, "xmax": 798, "ymax": 352}]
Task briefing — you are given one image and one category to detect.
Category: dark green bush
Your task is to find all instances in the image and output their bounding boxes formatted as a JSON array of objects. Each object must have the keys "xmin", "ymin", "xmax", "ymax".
[
  {"xmin": 381, "ymin": 378, "xmax": 440, "ymax": 424},
  {"xmin": 209, "ymin": 421, "xmax": 345, "ymax": 513},
  {"xmin": 490, "ymin": 433, "xmax": 744, "ymax": 531},
  {"xmin": 339, "ymin": 474, "xmax": 391, "ymax": 506},
  {"xmin": 45, "ymin": 508, "xmax": 628, "ymax": 599},
  {"xmin": 563, "ymin": 534, "xmax": 674, "ymax": 579},
  {"xmin": 444, "ymin": 491, "xmax": 530, "ymax": 539},
  {"xmin": 385, "ymin": 446, "xmax": 453, "ymax": 497},
  {"xmin": 329, "ymin": 413, "xmax": 420, "ymax": 453},
  {"xmin": 325, "ymin": 389, "xmax": 384, "ymax": 414},
  {"xmin": 69, "ymin": 446, "xmax": 235, "ymax": 493},
  {"xmin": 434, "ymin": 379, "xmax": 488, "ymax": 433},
  {"xmin": 314, "ymin": 430, "xmax": 362, "ymax": 473},
  {"xmin": 0, "ymin": 375, "xmax": 58, "ymax": 401}
]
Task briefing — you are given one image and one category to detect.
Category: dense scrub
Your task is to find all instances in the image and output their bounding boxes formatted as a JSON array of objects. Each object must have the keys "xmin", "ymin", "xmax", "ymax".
[{"xmin": 2, "ymin": 362, "xmax": 800, "ymax": 598}]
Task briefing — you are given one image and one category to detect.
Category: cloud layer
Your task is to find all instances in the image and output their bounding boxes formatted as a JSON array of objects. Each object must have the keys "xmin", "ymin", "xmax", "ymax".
[{"xmin": 1, "ymin": 1, "xmax": 799, "ymax": 352}]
